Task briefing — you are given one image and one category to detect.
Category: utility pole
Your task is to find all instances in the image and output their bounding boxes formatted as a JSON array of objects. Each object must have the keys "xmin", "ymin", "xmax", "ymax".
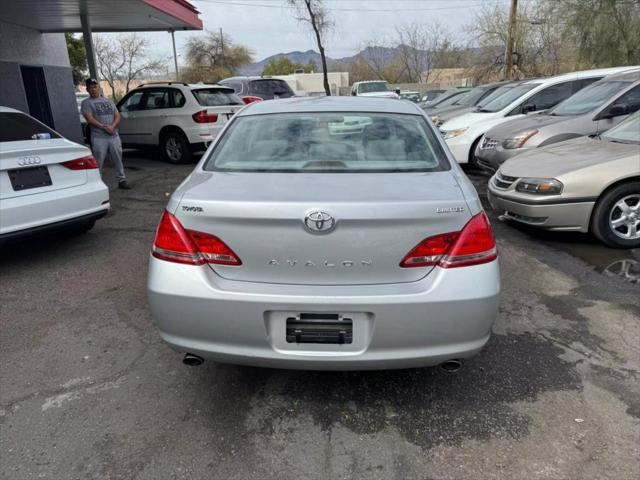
[
  {"xmin": 504, "ymin": 0, "xmax": 518, "ymax": 79},
  {"xmin": 170, "ymin": 30, "xmax": 179, "ymax": 80}
]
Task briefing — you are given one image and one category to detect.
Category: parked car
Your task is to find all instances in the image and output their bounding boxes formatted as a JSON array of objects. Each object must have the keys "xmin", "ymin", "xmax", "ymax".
[
  {"xmin": 426, "ymin": 80, "xmax": 517, "ymax": 126},
  {"xmin": 399, "ymin": 91, "xmax": 421, "ymax": 102},
  {"xmin": 117, "ymin": 82, "xmax": 244, "ymax": 164},
  {"xmin": 476, "ymin": 70, "xmax": 640, "ymax": 171},
  {"xmin": 488, "ymin": 112, "xmax": 640, "ymax": 248},
  {"xmin": 440, "ymin": 66, "xmax": 637, "ymax": 165},
  {"xmin": 218, "ymin": 76, "xmax": 295, "ymax": 103},
  {"xmin": 350, "ymin": 80, "xmax": 400, "ymax": 99},
  {"xmin": 421, "ymin": 89, "xmax": 446, "ymax": 102},
  {"xmin": 0, "ymin": 106, "xmax": 109, "ymax": 243},
  {"xmin": 419, "ymin": 88, "xmax": 469, "ymax": 109},
  {"xmin": 147, "ymin": 97, "xmax": 500, "ymax": 370}
]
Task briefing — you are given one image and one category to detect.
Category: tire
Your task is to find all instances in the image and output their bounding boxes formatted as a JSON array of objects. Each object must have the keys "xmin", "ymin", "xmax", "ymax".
[
  {"xmin": 468, "ymin": 137, "xmax": 483, "ymax": 170},
  {"xmin": 591, "ymin": 182, "xmax": 640, "ymax": 248},
  {"xmin": 161, "ymin": 130, "xmax": 192, "ymax": 164}
]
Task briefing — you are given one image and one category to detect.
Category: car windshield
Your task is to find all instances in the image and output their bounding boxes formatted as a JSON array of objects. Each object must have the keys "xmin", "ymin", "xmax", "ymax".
[
  {"xmin": 477, "ymin": 84, "xmax": 539, "ymax": 112},
  {"xmin": 359, "ymin": 82, "xmax": 390, "ymax": 93},
  {"xmin": 550, "ymin": 81, "xmax": 630, "ymax": 116},
  {"xmin": 0, "ymin": 112, "xmax": 61, "ymax": 142},
  {"xmin": 205, "ymin": 112, "xmax": 449, "ymax": 173},
  {"xmin": 192, "ymin": 88, "xmax": 243, "ymax": 106},
  {"xmin": 453, "ymin": 87, "xmax": 488, "ymax": 106},
  {"xmin": 602, "ymin": 112, "xmax": 640, "ymax": 144}
]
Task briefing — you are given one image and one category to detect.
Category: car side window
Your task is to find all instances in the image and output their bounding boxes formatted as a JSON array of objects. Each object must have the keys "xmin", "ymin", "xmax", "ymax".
[
  {"xmin": 512, "ymin": 81, "xmax": 574, "ymax": 115},
  {"xmin": 171, "ymin": 89, "xmax": 186, "ymax": 108},
  {"xmin": 140, "ymin": 89, "xmax": 170, "ymax": 110},
  {"xmin": 119, "ymin": 91, "xmax": 144, "ymax": 112},
  {"xmin": 224, "ymin": 82, "xmax": 243, "ymax": 94},
  {"xmin": 613, "ymin": 85, "xmax": 640, "ymax": 113},
  {"xmin": 575, "ymin": 77, "xmax": 600, "ymax": 92}
]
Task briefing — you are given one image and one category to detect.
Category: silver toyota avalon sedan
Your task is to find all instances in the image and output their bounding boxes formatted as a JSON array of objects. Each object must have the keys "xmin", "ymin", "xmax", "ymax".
[{"xmin": 147, "ymin": 97, "xmax": 500, "ymax": 370}]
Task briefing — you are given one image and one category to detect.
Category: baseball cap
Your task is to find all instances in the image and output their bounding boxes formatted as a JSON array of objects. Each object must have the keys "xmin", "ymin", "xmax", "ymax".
[{"xmin": 85, "ymin": 78, "xmax": 99, "ymax": 87}]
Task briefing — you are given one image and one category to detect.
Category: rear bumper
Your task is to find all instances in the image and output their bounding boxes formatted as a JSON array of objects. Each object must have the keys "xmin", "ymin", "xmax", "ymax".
[
  {"xmin": 0, "ymin": 209, "xmax": 108, "ymax": 243},
  {"xmin": 487, "ymin": 188, "xmax": 594, "ymax": 232},
  {"xmin": 147, "ymin": 257, "xmax": 501, "ymax": 370},
  {"xmin": 182, "ymin": 123, "xmax": 225, "ymax": 146},
  {"xmin": 0, "ymin": 178, "xmax": 109, "ymax": 236}
]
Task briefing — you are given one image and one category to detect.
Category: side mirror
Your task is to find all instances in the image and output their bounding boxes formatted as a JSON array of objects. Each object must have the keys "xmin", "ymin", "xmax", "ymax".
[
  {"xmin": 351, "ymin": 91, "xmax": 357, "ymax": 96},
  {"xmin": 395, "ymin": 89, "xmax": 401, "ymax": 95},
  {"xmin": 523, "ymin": 103, "xmax": 536, "ymax": 114},
  {"xmin": 597, "ymin": 104, "xmax": 628, "ymax": 120}
]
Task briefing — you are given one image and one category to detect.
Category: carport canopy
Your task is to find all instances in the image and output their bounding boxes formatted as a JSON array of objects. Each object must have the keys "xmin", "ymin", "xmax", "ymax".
[{"xmin": 1, "ymin": 0, "xmax": 203, "ymax": 79}]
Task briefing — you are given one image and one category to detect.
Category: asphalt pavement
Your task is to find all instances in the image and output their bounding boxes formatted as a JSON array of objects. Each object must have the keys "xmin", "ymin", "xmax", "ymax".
[{"xmin": 1, "ymin": 152, "xmax": 638, "ymax": 480}]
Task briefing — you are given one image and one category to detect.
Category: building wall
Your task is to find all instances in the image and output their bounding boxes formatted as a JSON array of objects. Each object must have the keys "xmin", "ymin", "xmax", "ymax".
[
  {"xmin": 274, "ymin": 72, "xmax": 350, "ymax": 96},
  {"xmin": 0, "ymin": 21, "xmax": 83, "ymax": 143}
]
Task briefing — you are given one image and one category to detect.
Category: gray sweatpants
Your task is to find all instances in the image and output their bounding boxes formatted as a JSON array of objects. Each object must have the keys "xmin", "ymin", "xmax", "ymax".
[{"xmin": 91, "ymin": 135, "xmax": 126, "ymax": 182}]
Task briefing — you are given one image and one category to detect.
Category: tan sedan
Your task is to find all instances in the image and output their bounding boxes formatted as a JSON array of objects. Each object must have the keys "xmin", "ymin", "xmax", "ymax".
[{"xmin": 488, "ymin": 112, "xmax": 640, "ymax": 248}]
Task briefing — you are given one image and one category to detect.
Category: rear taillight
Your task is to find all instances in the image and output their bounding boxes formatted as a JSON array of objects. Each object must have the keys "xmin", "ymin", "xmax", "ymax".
[
  {"xmin": 241, "ymin": 95, "xmax": 263, "ymax": 104},
  {"xmin": 400, "ymin": 212, "xmax": 497, "ymax": 269},
  {"xmin": 192, "ymin": 110, "xmax": 219, "ymax": 123},
  {"xmin": 151, "ymin": 211, "xmax": 241, "ymax": 266},
  {"xmin": 62, "ymin": 155, "xmax": 98, "ymax": 170}
]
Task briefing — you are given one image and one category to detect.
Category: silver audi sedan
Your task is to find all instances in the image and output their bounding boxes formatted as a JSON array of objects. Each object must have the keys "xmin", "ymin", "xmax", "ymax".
[{"xmin": 147, "ymin": 97, "xmax": 500, "ymax": 370}]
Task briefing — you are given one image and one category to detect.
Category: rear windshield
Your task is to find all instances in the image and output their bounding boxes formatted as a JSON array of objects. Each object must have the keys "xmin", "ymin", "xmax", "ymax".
[
  {"xmin": 249, "ymin": 79, "xmax": 294, "ymax": 96},
  {"xmin": 358, "ymin": 82, "xmax": 390, "ymax": 94},
  {"xmin": 550, "ymin": 81, "xmax": 630, "ymax": 116},
  {"xmin": 477, "ymin": 84, "xmax": 539, "ymax": 112},
  {"xmin": 204, "ymin": 112, "xmax": 450, "ymax": 173},
  {"xmin": 192, "ymin": 88, "xmax": 243, "ymax": 106},
  {"xmin": 0, "ymin": 112, "xmax": 61, "ymax": 142}
]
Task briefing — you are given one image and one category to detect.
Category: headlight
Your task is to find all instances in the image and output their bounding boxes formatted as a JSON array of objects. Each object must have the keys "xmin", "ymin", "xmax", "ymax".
[
  {"xmin": 503, "ymin": 130, "xmax": 539, "ymax": 149},
  {"xmin": 515, "ymin": 178, "xmax": 563, "ymax": 195},
  {"xmin": 444, "ymin": 128, "xmax": 468, "ymax": 140}
]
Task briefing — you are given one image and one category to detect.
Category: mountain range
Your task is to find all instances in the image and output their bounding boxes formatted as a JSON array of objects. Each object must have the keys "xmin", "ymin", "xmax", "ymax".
[{"xmin": 240, "ymin": 47, "xmax": 403, "ymax": 75}]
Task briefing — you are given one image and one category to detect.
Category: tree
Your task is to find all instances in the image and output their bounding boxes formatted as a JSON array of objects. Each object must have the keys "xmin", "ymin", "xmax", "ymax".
[
  {"xmin": 262, "ymin": 57, "xmax": 316, "ymax": 75},
  {"xmin": 94, "ymin": 34, "xmax": 165, "ymax": 100},
  {"xmin": 288, "ymin": 1, "xmax": 332, "ymax": 95},
  {"xmin": 558, "ymin": 0, "xmax": 640, "ymax": 67},
  {"xmin": 395, "ymin": 22, "xmax": 452, "ymax": 84},
  {"xmin": 181, "ymin": 30, "xmax": 252, "ymax": 83},
  {"xmin": 65, "ymin": 33, "xmax": 87, "ymax": 86}
]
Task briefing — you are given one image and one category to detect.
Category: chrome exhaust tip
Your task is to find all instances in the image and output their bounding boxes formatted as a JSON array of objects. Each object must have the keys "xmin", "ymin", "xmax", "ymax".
[{"xmin": 183, "ymin": 353, "xmax": 204, "ymax": 366}]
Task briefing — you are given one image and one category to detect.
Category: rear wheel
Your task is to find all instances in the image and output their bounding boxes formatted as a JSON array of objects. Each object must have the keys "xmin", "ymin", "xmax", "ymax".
[
  {"xmin": 591, "ymin": 182, "xmax": 640, "ymax": 248},
  {"xmin": 161, "ymin": 130, "xmax": 192, "ymax": 164}
]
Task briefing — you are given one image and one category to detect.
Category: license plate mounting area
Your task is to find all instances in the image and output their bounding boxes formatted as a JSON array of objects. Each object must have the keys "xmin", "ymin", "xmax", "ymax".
[{"xmin": 286, "ymin": 313, "xmax": 353, "ymax": 345}]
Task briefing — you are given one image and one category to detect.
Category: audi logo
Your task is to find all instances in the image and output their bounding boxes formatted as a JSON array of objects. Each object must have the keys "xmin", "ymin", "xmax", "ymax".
[
  {"xmin": 304, "ymin": 211, "xmax": 336, "ymax": 234},
  {"xmin": 17, "ymin": 156, "xmax": 42, "ymax": 166}
]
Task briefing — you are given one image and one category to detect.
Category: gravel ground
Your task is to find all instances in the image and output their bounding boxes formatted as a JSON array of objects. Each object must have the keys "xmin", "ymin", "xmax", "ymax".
[{"xmin": 1, "ymin": 152, "xmax": 638, "ymax": 480}]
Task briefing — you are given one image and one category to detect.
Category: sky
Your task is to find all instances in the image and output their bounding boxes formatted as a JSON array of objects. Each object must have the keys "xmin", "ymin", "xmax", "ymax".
[{"xmin": 118, "ymin": 0, "xmax": 511, "ymax": 67}]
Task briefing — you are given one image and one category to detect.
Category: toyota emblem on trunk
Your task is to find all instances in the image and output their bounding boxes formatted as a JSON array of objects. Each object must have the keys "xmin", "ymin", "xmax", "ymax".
[{"xmin": 304, "ymin": 211, "xmax": 336, "ymax": 234}]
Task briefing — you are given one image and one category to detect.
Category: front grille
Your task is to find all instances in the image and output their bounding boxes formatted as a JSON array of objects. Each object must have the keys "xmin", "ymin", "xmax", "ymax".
[
  {"xmin": 480, "ymin": 137, "xmax": 499, "ymax": 150},
  {"xmin": 493, "ymin": 172, "xmax": 519, "ymax": 190}
]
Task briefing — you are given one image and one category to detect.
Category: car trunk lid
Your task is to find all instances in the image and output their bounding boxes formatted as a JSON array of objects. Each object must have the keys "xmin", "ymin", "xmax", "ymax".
[
  {"xmin": 174, "ymin": 171, "xmax": 471, "ymax": 285},
  {"xmin": 0, "ymin": 139, "xmax": 90, "ymax": 200}
]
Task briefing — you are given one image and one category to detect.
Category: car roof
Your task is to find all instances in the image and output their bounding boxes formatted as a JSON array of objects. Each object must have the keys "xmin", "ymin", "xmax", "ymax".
[
  {"xmin": 599, "ymin": 69, "xmax": 640, "ymax": 81},
  {"xmin": 221, "ymin": 76, "xmax": 287, "ymax": 82},
  {"xmin": 237, "ymin": 96, "xmax": 422, "ymax": 116},
  {"xmin": 353, "ymin": 80, "xmax": 389, "ymax": 84},
  {"xmin": 0, "ymin": 106, "xmax": 24, "ymax": 114},
  {"xmin": 520, "ymin": 66, "xmax": 639, "ymax": 86},
  {"xmin": 135, "ymin": 82, "xmax": 232, "ymax": 90}
]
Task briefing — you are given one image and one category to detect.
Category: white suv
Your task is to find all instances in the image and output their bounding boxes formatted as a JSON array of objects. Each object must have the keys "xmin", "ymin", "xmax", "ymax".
[{"xmin": 117, "ymin": 82, "xmax": 244, "ymax": 163}]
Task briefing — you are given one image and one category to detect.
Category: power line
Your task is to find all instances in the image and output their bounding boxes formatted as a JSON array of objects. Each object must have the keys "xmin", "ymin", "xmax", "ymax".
[{"xmin": 193, "ymin": 0, "xmax": 507, "ymax": 13}]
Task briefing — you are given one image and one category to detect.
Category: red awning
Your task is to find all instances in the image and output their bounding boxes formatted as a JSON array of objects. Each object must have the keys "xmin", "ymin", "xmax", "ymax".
[{"xmin": 0, "ymin": 0, "xmax": 203, "ymax": 32}]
